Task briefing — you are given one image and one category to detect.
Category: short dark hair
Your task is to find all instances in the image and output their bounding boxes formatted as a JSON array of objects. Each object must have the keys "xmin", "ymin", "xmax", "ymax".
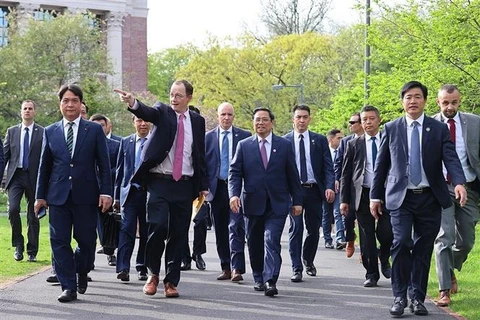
[
  {"xmin": 360, "ymin": 104, "xmax": 380, "ymax": 117},
  {"xmin": 252, "ymin": 107, "xmax": 275, "ymax": 121},
  {"xmin": 439, "ymin": 84, "xmax": 460, "ymax": 95},
  {"xmin": 58, "ymin": 84, "xmax": 83, "ymax": 102},
  {"xmin": 189, "ymin": 105, "xmax": 201, "ymax": 114},
  {"xmin": 174, "ymin": 79, "xmax": 194, "ymax": 96},
  {"xmin": 400, "ymin": 81, "xmax": 428, "ymax": 99},
  {"xmin": 82, "ymin": 102, "xmax": 89, "ymax": 113},
  {"xmin": 22, "ymin": 100, "xmax": 37, "ymax": 110},
  {"xmin": 327, "ymin": 129, "xmax": 341, "ymax": 139},
  {"xmin": 89, "ymin": 113, "xmax": 108, "ymax": 123},
  {"xmin": 292, "ymin": 104, "xmax": 310, "ymax": 115}
]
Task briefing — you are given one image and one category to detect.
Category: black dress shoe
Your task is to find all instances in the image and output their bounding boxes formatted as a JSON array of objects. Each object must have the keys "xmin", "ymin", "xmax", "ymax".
[
  {"xmin": 290, "ymin": 271, "xmax": 302, "ymax": 282},
  {"xmin": 87, "ymin": 275, "xmax": 92, "ymax": 282},
  {"xmin": 325, "ymin": 242, "xmax": 334, "ymax": 249},
  {"xmin": 28, "ymin": 254, "xmax": 37, "ymax": 262},
  {"xmin": 14, "ymin": 248, "xmax": 24, "ymax": 261},
  {"xmin": 336, "ymin": 242, "xmax": 347, "ymax": 250},
  {"xmin": 193, "ymin": 254, "xmax": 206, "ymax": 270},
  {"xmin": 381, "ymin": 261, "xmax": 392, "ymax": 279},
  {"xmin": 305, "ymin": 264, "xmax": 317, "ymax": 276},
  {"xmin": 58, "ymin": 290, "xmax": 77, "ymax": 303},
  {"xmin": 264, "ymin": 281, "xmax": 278, "ymax": 296},
  {"xmin": 117, "ymin": 270, "xmax": 130, "ymax": 281},
  {"xmin": 180, "ymin": 260, "xmax": 191, "ymax": 271},
  {"xmin": 253, "ymin": 282, "xmax": 265, "ymax": 291},
  {"xmin": 46, "ymin": 274, "xmax": 59, "ymax": 283},
  {"xmin": 409, "ymin": 299, "xmax": 428, "ymax": 315},
  {"xmin": 390, "ymin": 297, "xmax": 406, "ymax": 317},
  {"xmin": 363, "ymin": 278, "xmax": 378, "ymax": 287},
  {"xmin": 138, "ymin": 271, "xmax": 148, "ymax": 281},
  {"xmin": 77, "ymin": 274, "xmax": 88, "ymax": 294},
  {"xmin": 107, "ymin": 255, "xmax": 117, "ymax": 266}
]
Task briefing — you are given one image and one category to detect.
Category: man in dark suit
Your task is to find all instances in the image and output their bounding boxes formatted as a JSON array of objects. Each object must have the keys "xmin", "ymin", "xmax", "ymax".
[
  {"xmin": 432, "ymin": 84, "xmax": 480, "ymax": 307},
  {"xmin": 334, "ymin": 112, "xmax": 364, "ymax": 258},
  {"xmin": 35, "ymin": 84, "xmax": 112, "ymax": 303},
  {"xmin": 106, "ymin": 116, "xmax": 122, "ymax": 142},
  {"xmin": 283, "ymin": 104, "xmax": 335, "ymax": 282},
  {"xmin": 4, "ymin": 100, "xmax": 44, "ymax": 262},
  {"xmin": 370, "ymin": 81, "xmax": 467, "ymax": 316},
  {"xmin": 340, "ymin": 105, "xmax": 392, "ymax": 288},
  {"xmin": 205, "ymin": 102, "xmax": 251, "ymax": 281},
  {"xmin": 229, "ymin": 107, "xmax": 302, "ymax": 297},
  {"xmin": 114, "ymin": 115, "xmax": 151, "ymax": 282},
  {"xmin": 114, "ymin": 79, "xmax": 208, "ymax": 298}
]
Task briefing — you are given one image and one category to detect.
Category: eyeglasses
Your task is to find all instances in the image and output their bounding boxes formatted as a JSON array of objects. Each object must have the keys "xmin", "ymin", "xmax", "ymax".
[
  {"xmin": 349, "ymin": 121, "xmax": 360, "ymax": 125},
  {"xmin": 254, "ymin": 117, "xmax": 271, "ymax": 124},
  {"xmin": 170, "ymin": 93, "xmax": 186, "ymax": 100}
]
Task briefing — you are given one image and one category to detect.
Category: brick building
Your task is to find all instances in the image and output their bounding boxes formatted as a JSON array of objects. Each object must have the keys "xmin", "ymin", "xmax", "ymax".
[{"xmin": 0, "ymin": 0, "xmax": 148, "ymax": 91}]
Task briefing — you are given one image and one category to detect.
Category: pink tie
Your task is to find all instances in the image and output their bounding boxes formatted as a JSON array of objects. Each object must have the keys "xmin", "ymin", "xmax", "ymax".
[
  {"xmin": 260, "ymin": 139, "xmax": 268, "ymax": 169},
  {"xmin": 172, "ymin": 113, "xmax": 185, "ymax": 181}
]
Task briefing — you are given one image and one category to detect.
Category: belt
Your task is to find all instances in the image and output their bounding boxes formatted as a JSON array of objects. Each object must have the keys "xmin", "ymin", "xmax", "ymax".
[
  {"xmin": 301, "ymin": 183, "xmax": 317, "ymax": 188},
  {"xmin": 150, "ymin": 173, "xmax": 191, "ymax": 181},
  {"xmin": 408, "ymin": 187, "xmax": 431, "ymax": 194},
  {"xmin": 218, "ymin": 179, "xmax": 228, "ymax": 184}
]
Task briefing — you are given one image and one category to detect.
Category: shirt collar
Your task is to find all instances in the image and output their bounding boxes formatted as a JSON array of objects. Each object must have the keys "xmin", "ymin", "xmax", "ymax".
[
  {"xmin": 364, "ymin": 132, "xmax": 380, "ymax": 140},
  {"xmin": 220, "ymin": 126, "xmax": 232, "ymax": 135},
  {"xmin": 294, "ymin": 130, "xmax": 309, "ymax": 141},
  {"xmin": 442, "ymin": 113, "xmax": 460, "ymax": 124},
  {"xmin": 257, "ymin": 132, "xmax": 273, "ymax": 144},
  {"xmin": 63, "ymin": 117, "xmax": 81, "ymax": 127},
  {"xmin": 405, "ymin": 113, "xmax": 425, "ymax": 127},
  {"xmin": 21, "ymin": 123, "xmax": 34, "ymax": 131}
]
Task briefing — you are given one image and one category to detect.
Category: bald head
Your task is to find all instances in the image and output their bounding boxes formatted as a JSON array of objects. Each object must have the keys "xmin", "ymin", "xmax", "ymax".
[{"xmin": 217, "ymin": 102, "xmax": 235, "ymax": 130}]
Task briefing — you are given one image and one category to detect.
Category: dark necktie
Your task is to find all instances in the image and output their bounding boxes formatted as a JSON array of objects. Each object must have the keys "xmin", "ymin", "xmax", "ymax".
[
  {"xmin": 66, "ymin": 122, "xmax": 74, "ymax": 157},
  {"xmin": 299, "ymin": 134, "xmax": 307, "ymax": 183},
  {"xmin": 260, "ymin": 139, "xmax": 268, "ymax": 169},
  {"xmin": 135, "ymin": 137, "xmax": 146, "ymax": 169},
  {"xmin": 172, "ymin": 114, "xmax": 185, "ymax": 181},
  {"xmin": 410, "ymin": 121, "xmax": 421, "ymax": 186},
  {"xmin": 371, "ymin": 136, "xmax": 377, "ymax": 171},
  {"xmin": 446, "ymin": 119, "xmax": 456, "ymax": 183},
  {"xmin": 23, "ymin": 127, "xmax": 30, "ymax": 170},
  {"xmin": 219, "ymin": 131, "xmax": 229, "ymax": 180},
  {"xmin": 333, "ymin": 149, "xmax": 338, "ymax": 162}
]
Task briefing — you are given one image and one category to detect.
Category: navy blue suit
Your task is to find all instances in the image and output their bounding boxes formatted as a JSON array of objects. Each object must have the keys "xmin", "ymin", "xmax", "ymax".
[
  {"xmin": 0, "ymin": 138, "xmax": 4, "ymax": 187},
  {"xmin": 205, "ymin": 126, "xmax": 251, "ymax": 272},
  {"xmin": 229, "ymin": 134, "xmax": 302, "ymax": 284},
  {"xmin": 371, "ymin": 115, "xmax": 465, "ymax": 302},
  {"xmin": 283, "ymin": 130, "xmax": 334, "ymax": 272},
  {"xmin": 115, "ymin": 134, "xmax": 148, "ymax": 274},
  {"xmin": 36, "ymin": 118, "xmax": 112, "ymax": 292}
]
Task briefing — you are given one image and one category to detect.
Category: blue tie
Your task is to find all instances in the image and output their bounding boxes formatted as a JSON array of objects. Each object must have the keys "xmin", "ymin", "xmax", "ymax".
[
  {"xmin": 410, "ymin": 121, "xmax": 421, "ymax": 186},
  {"xmin": 299, "ymin": 134, "xmax": 307, "ymax": 183},
  {"xmin": 23, "ymin": 127, "xmax": 30, "ymax": 170},
  {"xmin": 219, "ymin": 131, "xmax": 229, "ymax": 180},
  {"xmin": 371, "ymin": 136, "xmax": 377, "ymax": 171},
  {"xmin": 135, "ymin": 137, "xmax": 146, "ymax": 169}
]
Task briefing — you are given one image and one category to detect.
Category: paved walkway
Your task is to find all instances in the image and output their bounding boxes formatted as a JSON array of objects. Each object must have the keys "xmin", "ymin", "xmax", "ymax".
[{"xmin": 0, "ymin": 226, "xmax": 459, "ymax": 320}]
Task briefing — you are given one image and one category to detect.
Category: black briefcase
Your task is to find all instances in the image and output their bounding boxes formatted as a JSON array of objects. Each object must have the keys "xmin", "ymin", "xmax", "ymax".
[{"xmin": 101, "ymin": 211, "xmax": 121, "ymax": 254}]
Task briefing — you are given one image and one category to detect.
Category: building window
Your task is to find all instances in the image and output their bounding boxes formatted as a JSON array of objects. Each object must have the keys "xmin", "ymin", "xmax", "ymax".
[
  {"xmin": 33, "ymin": 9, "xmax": 57, "ymax": 21},
  {"xmin": 0, "ymin": 6, "xmax": 9, "ymax": 47}
]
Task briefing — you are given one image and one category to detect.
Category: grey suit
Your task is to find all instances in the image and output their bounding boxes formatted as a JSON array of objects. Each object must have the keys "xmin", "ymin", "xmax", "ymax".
[
  {"xmin": 3, "ymin": 123, "xmax": 44, "ymax": 256},
  {"xmin": 433, "ymin": 112, "xmax": 480, "ymax": 291}
]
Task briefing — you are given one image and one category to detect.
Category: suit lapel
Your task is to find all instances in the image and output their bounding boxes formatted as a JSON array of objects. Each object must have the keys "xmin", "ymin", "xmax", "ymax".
[
  {"xmin": 358, "ymin": 135, "xmax": 367, "ymax": 172},
  {"xmin": 459, "ymin": 112, "xmax": 468, "ymax": 144},
  {"xmin": 400, "ymin": 117, "xmax": 408, "ymax": 157},
  {"xmin": 73, "ymin": 119, "xmax": 87, "ymax": 159},
  {"xmin": 308, "ymin": 131, "xmax": 316, "ymax": 160},
  {"xmin": 252, "ymin": 135, "xmax": 266, "ymax": 170},
  {"xmin": 422, "ymin": 117, "xmax": 432, "ymax": 155},
  {"xmin": 127, "ymin": 134, "xmax": 136, "ymax": 164}
]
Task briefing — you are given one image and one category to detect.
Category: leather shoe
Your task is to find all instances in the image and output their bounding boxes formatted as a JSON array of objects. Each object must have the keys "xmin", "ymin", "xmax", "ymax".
[
  {"xmin": 264, "ymin": 281, "xmax": 278, "ymax": 296},
  {"xmin": 409, "ymin": 299, "xmax": 428, "ymax": 315},
  {"xmin": 138, "ymin": 271, "xmax": 148, "ymax": 281},
  {"xmin": 96, "ymin": 247, "xmax": 104, "ymax": 254},
  {"xmin": 436, "ymin": 290, "xmax": 451, "ymax": 307},
  {"xmin": 381, "ymin": 261, "xmax": 391, "ymax": 279},
  {"xmin": 217, "ymin": 270, "xmax": 232, "ymax": 280},
  {"xmin": 107, "ymin": 255, "xmax": 116, "ymax": 266},
  {"xmin": 143, "ymin": 274, "xmax": 159, "ymax": 295},
  {"xmin": 291, "ymin": 271, "xmax": 302, "ymax": 282},
  {"xmin": 117, "ymin": 270, "xmax": 130, "ymax": 281},
  {"xmin": 305, "ymin": 263, "xmax": 317, "ymax": 276},
  {"xmin": 193, "ymin": 254, "xmax": 206, "ymax": 270},
  {"xmin": 58, "ymin": 290, "xmax": 77, "ymax": 302},
  {"xmin": 77, "ymin": 274, "xmax": 88, "ymax": 294},
  {"xmin": 180, "ymin": 260, "xmax": 191, "ymax": 271},
  {"xmin": 14, "ymin": 248, "xmax": 24, "ymax": 261},
  {"xmin": 27, "ymin": 254, "xmax": 37, "ymax": 262},
  {"xmin": 46, "ymin": 274, "xmax": 59, "ymax": 283},
  {"xmin": 451, "ymin": 275, "xmax": 458, "ymax": 294},
  {"xmin": 87, "ymin": 275, "xmax": 92, "ymax": 282},
  {"xmin": 390, "ymin": 297, "xmax": 407, "ymax": 316},
  {"xmin": 253, "ymin": 282, "xmax": 265, "ymax": 291},
  {"xmin": 231, "ymin": 270, "xmax": 243, "ymax": 282},
  {"xmin": 336, "ymin": 242, "xmax": 346, "ymax": 250},
  {"xmin": 346, "ymin": 241, "xmax": 355, "ymax": 258},
  {"xmin": 363, "ymin": 278, "xmax": 377, "ymax": 287},
  {"xmin": 164, "ymin": 282, "xmax": 179, "ymax": 298},
  {"xmin": 325, "ymin": 242, "xmax": 334, "ymax": 249}
]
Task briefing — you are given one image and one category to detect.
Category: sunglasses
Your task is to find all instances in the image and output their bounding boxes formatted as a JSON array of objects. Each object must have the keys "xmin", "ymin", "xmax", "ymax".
[{"xmin": 349, "ymin": 121, "xmax": 360, "ymax": 125}]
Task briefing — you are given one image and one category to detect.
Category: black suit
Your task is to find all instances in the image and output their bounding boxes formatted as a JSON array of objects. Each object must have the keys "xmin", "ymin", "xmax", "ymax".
[
  {"xmin": 4, "ymin": 123, "xmax": 44, "ymax": 256},
  {"xmin": 129, "ymin": 101, "xmax": 208, "ymax": 286}
]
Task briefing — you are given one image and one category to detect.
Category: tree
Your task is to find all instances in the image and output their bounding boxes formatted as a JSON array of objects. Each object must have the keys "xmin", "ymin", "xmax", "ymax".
[{"xmin": 260, "ymin": 0, "xmax": 333, "ymax": 36}]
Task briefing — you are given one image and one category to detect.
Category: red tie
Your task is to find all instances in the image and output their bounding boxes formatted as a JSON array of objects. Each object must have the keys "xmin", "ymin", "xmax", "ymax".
[
  {"xmin": 172, "ymin": 113, "xmax": 185, "ymax": 181},
  {"xmin": 446, "ymin": 119, "xmax": 456, "ymax": 184}
]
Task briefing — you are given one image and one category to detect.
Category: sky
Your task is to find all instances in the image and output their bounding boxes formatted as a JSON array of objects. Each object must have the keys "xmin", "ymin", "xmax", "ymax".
[{"xmin": 146, "ymin": 0, "xmax": 362, "ymax": 53}]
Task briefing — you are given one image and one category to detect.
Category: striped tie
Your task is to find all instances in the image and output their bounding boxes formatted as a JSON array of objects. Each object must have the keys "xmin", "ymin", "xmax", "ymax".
[{"xmin": 66, "ymin": 122, "xmax": 74, "ymax": 157}]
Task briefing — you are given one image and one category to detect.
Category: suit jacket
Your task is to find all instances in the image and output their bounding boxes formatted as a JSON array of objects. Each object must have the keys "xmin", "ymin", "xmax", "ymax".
[
  {"xmin": 110, "ymin": 134, "xmax": 122, "ymax": 142},
  {"xmin": 106, "ymin": 137, "xmax": 120, "ymax": 195},
  {"xmin": 36, "ymin": 119, "xmax": 112, "ymax": 206},
  {"xmin": 115, "ymin": 134, "xmax": 138, "ymax": 207},
  {"xmin": 283, "ymin": 130, "xmax": 334, "ymax": 199},
  {"xmin": 340, "ymin": 135, "xmax": 375, "ymax": 211},
  {"xmin": 334, "ymin": 134, "xmax": 355, "ymax": 181},
  {"xmin": 228, "ymin": 134, "xmax": 302, "ymax": 216},
  {"xmin": 129, "ymin": 101, "xmax": 208, "ymax": 194},
  {"xmin": 433, "ymin": 112, "xmax": 480, "ymax": 192},
  {"xmin": 205, "ymin": 126, "xmax": 251, "ymax": 202},
  {"xmin": 3, "ymin": 123, "xmax": 44, "ymax": 190},
  {"xmin": 370, "ymin": 116, "xmax": 466, "ymax": 211},
  {"xmin": 0, "ymin": 138, "xmax": 4, "ymax": 184}
]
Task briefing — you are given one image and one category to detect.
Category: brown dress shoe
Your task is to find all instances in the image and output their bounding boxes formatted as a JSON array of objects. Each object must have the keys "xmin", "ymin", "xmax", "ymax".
[
  {"xmin": 231, "ymin": 270, "xmax": 243, "ymax": 282},
  {"xmin": 346, "ymin": 241, "xmax": 355, "ymax": 258},
  {"xmin": 164, "ymin": 282, "xmax": 179, "ymax": 298},
  {"xmin": 217, "ymin": 270, "xmax": 232, "ymax": 280},
  {"xmin": 143, "ymin": 275, "xmax": 159, "ymax": 295},
  {"xmin": 436, "ymin": 290, "xmax": 451, "ymax": 307},
  {"xmin": 450, "ymin": 275, "xmax": 458, "ymax": 294}
]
